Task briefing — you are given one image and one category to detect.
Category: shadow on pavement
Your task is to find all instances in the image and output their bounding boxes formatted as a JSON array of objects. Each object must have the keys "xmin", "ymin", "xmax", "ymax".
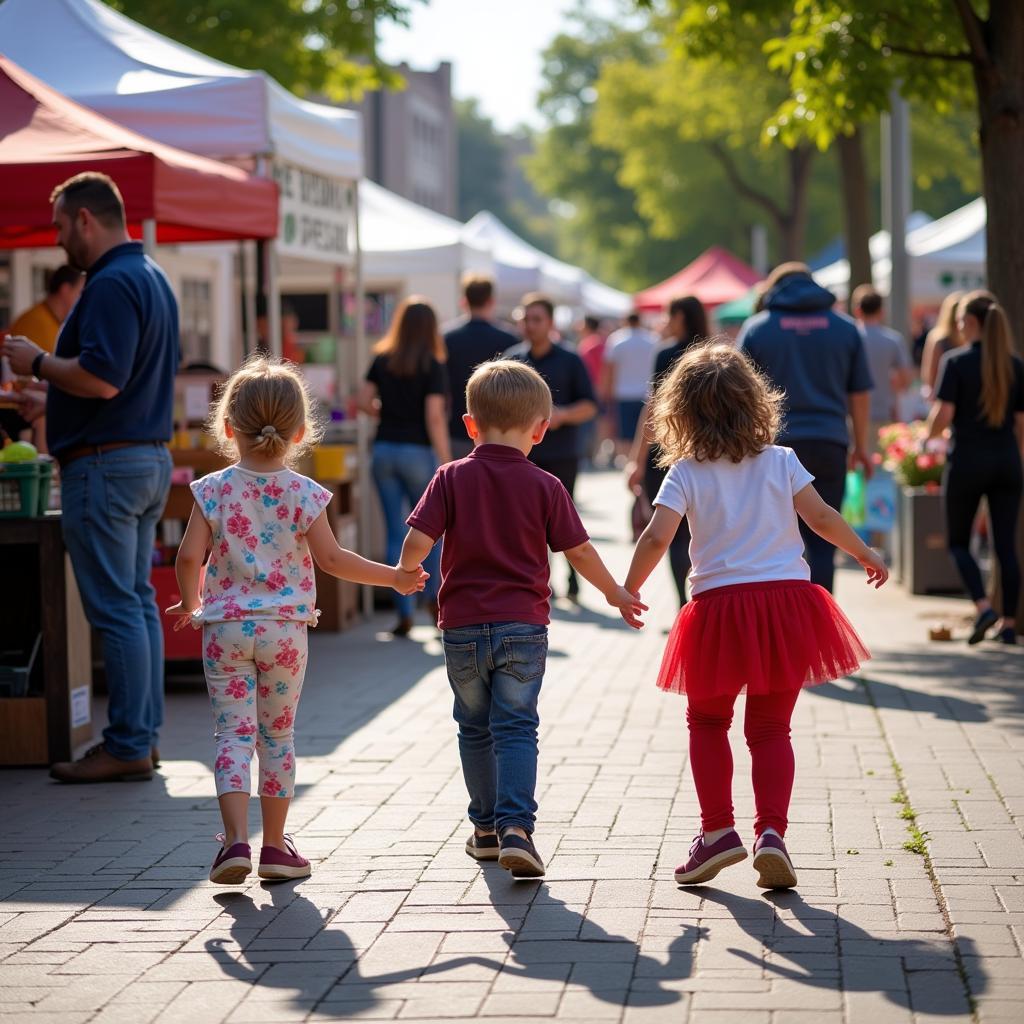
[
  {"xmin": 812, "ymin": 674, "xmax": 991, "ymax": 724},
  {"xmin": 697, "ymin": 887, "xmax": 984, "ymax": 1015},
  {"xmin": 207, "ymin": 867, "xmax": 700, "ymax": 1016}
]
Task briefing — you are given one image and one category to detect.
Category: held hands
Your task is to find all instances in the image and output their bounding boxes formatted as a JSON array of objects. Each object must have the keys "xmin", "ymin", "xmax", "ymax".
[
  {"xmin": 858, "ymin": 549, "xmax": 889, "ymax": 589},
  {"xmin": 393, "ymin": 564, "xmax": 429, "ymax": 596},
  {"xmin": 164, "ymin": 601, "xmax": 202, "ymax": 631},
  {"xmin": 606, "ymin": 584, "xmax": 648, "ymax": 629}
]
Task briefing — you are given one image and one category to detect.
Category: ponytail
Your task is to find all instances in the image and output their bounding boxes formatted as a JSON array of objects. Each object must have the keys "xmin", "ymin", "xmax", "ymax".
[{"xmin": 962, "ymin": 290, "xmax": 1015, "ymax": 428}]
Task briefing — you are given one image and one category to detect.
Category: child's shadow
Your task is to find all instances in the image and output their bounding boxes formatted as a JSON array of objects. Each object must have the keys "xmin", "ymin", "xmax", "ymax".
[
  {"xmin": 207, "ymin": 885, "xmax": 490, "ymax": 1017},
  {"xmin": 477, "ymin": 865, "xmax": 698, "ymax": 1007},
  {"xmin": 698, "ymin": 887, "xmax": 984, "ymax": 1016}
]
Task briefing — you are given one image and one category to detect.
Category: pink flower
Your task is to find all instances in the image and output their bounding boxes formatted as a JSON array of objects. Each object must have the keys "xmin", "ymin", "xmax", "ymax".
[
  {"xmin": 215, "ymin": 754, "xmax": 234, "ymax": 771},
  {"xmin": 256, "ymin": 660, "xmax": 274, "ymax": 673},
  {"xmin": 272, "ymin": 706, "xmax": 294, "ymax": 731},
  {"xmin": 302, "ymin": 555, "xmax": 312, "ymax": 570},
  {"xmin": 262, "ymin": 775, "xmax": 283, "ymax": 796},
  {"xmin": 205, "ymin": 638, "xmax": 224, "ymax": 661},
  {"xmin": 221, "ymin": 483, "xmax": 233, "ymax": 496},
  {"xmin": 245, "ymin": 535, "xmax": 258, "ymax": 550},
  {"xmin": 236, "ymin": 719, "xmax": 257, "ymax": 736},
  {"xmin": 219, "ymin": 540, "xmax": 229, "ymax": 556},
  {"xmin": 299, "ymin": 577, "xmax": 313, "ymax": 593},
  {"xmin": 916, "ymin": 454, "xmax": 935, "ymax": 470},
  {"xmin": 258, "ymin": 684, "xmax": 271, "ymax": 698},
  {"xmin": 276, "ymin": 505, "xmax": 289, "ymax": 520},
  {"xmin": 228, "ymin": 774, "xmax": 244, "ymax": 790},
  {"xmin": 225, "ymin": 678, "xmax": 248, "ymax": 699},
  {"xmin": 266, "ymin": 571, "xmax": 287, "ymax": 591},
  {"xmin": 289, "ymin": 480, "xmax": 302, "ymax": 492},
  {"xmin": 275, "ymin": 641, "xmax": 300, "ymax": 672},
  {"xmin": 227, "ymin": 512, "xmax": 251, "ymax": 538},
  {"xmin": 220, "ymin": 577, "xmax": 233, "ymax": 591},
  {"xmin": 264, "ymin": 481, "xmax": 284, "ymax": 499},
  {"xmin": 282, "ymin": 754, "xmax": 294, "ymax": 773}
]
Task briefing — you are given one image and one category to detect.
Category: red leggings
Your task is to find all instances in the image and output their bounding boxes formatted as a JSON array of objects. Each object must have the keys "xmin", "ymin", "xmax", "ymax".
[{"xmin": 686, "ymin": 688, "xmax": 801, "ymax": 837}]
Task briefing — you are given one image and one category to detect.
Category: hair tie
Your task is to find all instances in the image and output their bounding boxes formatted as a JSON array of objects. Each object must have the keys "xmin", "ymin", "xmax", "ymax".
[{"xmin": 259, "ymin": 425, "xmax": 279, "ymax": 438}]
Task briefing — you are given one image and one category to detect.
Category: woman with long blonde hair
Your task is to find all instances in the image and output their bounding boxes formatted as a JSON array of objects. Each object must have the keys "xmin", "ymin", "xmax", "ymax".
[
  {"xmin": 926, "ymin": 290, "xmax": 1024, "ymax": 645},
  {"xmin": 920, "ymin": 290, "xmax": 964, "ymax": 398},
  {"xmin": 358, "ymin": 297, "xmax": 450, "ymax": 635}
]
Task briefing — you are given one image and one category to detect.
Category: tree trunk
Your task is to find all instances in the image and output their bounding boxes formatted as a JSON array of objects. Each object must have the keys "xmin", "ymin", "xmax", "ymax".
[
  {"xmin": 836, "ymin": 127, "xmax": 872, "ymax": 296},
  {"xmin": 777, "ymin": 145, "xmax": 814, "ymax": 261},
  {"xmin": 971, "ymin": 0, "xmax": 1024, "ymax": 621}
]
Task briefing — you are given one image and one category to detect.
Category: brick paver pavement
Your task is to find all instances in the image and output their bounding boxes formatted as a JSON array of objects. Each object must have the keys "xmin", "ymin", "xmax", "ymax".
[{"xmin": 2, "ymin": 470, "xmax": 1022, "ymax": 1023}]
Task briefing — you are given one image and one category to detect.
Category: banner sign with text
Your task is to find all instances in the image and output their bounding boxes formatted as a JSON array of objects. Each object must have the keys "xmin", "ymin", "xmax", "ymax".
[{"xmin": 272, "ymin": 161, "xmax": 356, "ymax": 264}]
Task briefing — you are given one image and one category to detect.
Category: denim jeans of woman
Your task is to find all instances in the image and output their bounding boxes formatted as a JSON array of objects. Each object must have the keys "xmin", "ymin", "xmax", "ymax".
[
  {"xmin": 442, "ymin": 622, "xmax": 547, "ymax": 835},
  {"xmin": 60, "ymin": 445, "xmax": 172, "ymax": 762},
  {"xmin": 371, "ymin": 440, "xmax": 441, "ymax": 618}
]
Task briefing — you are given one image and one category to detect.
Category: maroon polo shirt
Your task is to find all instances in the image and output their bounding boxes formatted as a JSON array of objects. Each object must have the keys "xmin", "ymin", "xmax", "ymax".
[{"xmin": 407, "ymin": 443, "xmax": 589, "ymax": 629}]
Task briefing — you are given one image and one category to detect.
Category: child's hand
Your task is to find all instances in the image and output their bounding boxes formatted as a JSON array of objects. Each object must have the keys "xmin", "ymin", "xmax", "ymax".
[
  {"xmin": 606, "ymin": 585, "xmax": 648, "ymax": 629},
  {"xmin": 859, "ymin": 549, "xmax": 889, "ymax": 588},
  {"xmin": 165, "ymin": 601, "xmax": 201, "ymax": 631},
  {"xmin": 393, "ymin": 564, "xmax": 428, "ymax": 596}
]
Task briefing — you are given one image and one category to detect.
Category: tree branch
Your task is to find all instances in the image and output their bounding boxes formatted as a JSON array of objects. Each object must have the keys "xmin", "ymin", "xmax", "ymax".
[
  {"xmin": 950, "ymin": 0, "xmax": 990, "ymax": 68},
  {"xmin": 705, "ymin": 141, "xmax": 786, "ymax": 224},
  {"xmin": 880, "ymin": 41, "xmax": 973, "ymax": 63}
]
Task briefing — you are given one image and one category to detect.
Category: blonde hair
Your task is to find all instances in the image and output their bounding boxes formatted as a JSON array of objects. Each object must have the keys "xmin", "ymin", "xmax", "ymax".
[
  {"xmin": 926, "ymin": 290, "xmax": 964, "ymax": 351},
  {"xmin": 210, "ymin": 355, "xmax": 321, "ymax": 464},
  {"xmin": 465, "ymin": 359, "xmax": 552, "ymax": 432},
  {"xmin": 650, "ymin": 341, "xmax": 783, "ymax": 465},
  {"xmin": 960, "ymin": 290, "xmax": 1015, "ymax": 428}
]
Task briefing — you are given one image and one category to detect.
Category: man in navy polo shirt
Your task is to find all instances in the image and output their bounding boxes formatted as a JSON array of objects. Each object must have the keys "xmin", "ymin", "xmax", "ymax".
[
  {"xmin": 3, "ymin": 172, "xmax": 177, "ymax": 783},
  {"xmin": 506, "ymin": 293, "xmax": 596, "ymax": 599},
  {"xmin": 737, "ymin": 262, "xmax": 873, "ymax": 592}
]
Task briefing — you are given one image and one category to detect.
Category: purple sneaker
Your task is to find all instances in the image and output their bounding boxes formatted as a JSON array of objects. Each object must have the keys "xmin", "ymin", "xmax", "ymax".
[
  {"xmin": 209, "ymin": 834, "xmax": 252, "ymax": 885},
  {"xmin": 258, "ymin": 834, "xmax": 311, "ymax": 880},
  {"xmin": 752, "ymin": 832, "xmax": 798, "ymax": 889},
  {"xmin": 674, "ymin": 830, "xmax": 747, "ymax": 885}
]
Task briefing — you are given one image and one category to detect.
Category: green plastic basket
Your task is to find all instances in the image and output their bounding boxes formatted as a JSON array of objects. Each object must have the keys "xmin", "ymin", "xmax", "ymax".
[
  {"xmin": 36, "ymin": 457, "xmax": 54, "ymax": 515},
  {"xmin": 0, "ymin": 462, "xmax": 40, "ymax": 518}
]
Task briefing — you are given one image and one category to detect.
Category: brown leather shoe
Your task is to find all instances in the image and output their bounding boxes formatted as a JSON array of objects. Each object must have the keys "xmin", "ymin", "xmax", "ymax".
[
  {"xmin": 50, "ymin": 744, "xmax": 153, "ymax": 784},
  {"xmin": 152, "ymin": 747, "xmax": 160, "ymax": 769}
]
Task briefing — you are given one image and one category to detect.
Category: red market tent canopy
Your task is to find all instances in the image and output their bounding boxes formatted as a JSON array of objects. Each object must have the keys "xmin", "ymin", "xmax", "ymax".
[
  {"xmin": 634, "ymin": 246, "xmax": 761, "ymax": 312},
  {"xmin": 0, "ymin": 54, "xmax": 278, "ymax": 248}
]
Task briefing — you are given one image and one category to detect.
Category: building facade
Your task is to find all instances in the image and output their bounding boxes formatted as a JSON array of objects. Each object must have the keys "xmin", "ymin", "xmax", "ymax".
[{"xmin": 357, "ymin": 62, "xmax": 458, "ymax": 218}]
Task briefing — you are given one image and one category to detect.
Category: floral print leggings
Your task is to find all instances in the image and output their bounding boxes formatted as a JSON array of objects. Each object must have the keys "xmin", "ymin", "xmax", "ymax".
[{"xmin": 202, "ymin": 619, "xmax": 308, "ymax": 798}]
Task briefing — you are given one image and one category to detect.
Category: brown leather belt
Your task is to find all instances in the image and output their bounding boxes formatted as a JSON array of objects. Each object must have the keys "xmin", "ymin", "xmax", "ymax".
[{"xmin": 57, "ymin": 440, "xmax": 165, "ymax": 469}]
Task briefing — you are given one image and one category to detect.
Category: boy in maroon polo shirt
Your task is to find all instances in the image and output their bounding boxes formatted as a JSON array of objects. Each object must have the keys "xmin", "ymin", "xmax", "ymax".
[{"xmin": 401, "ymin": 360, "xmax": 645, "ymax": 877}]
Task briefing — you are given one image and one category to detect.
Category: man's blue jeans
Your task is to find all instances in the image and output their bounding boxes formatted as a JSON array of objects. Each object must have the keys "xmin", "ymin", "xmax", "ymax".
[
  {"xmin": 371, "ymin": 440, "xmax": 440, "ymax": 618},
  {"xmin": 442, "ymin": 621, "xmax": 547, "ymax": 835},
  {"xmin": 60, "ymin": 444, "xmax": 172, "ymax": 762}
]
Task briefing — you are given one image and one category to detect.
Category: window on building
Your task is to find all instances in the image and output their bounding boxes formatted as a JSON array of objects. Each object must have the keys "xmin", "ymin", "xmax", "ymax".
[{"xmin": 180, "ymin": 278, "xmax": 212, "ymax": 365}]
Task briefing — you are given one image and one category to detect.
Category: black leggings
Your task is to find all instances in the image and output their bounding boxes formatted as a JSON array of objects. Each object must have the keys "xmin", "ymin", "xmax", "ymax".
[
  {"xmin": 535, "ymin": 457, "xmax": 580, "ymax": 592},
  {"xmin": 645, "ymin": 462, "xmax": 691, "ymax": 607},
  {"xmin": 945, "ymin": 452, "xmax": 1023, "ymax": 617}
]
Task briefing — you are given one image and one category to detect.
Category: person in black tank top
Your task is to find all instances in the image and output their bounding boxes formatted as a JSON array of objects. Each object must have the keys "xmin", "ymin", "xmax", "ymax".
[{"xmin": 927, "ymin": 290, "xmax": 1024, "ymax": 645}]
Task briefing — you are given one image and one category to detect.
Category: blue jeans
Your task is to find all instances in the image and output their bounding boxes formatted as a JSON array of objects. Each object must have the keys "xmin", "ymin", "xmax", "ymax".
[
  {"xmin": 60, "ymin": 445, "xmax": 172, "ymax": 761},
  {"xmin": 442, "ymin": 622, "xmax": 548, "ymax": 834},
  {"xmin": 371, "ymin": 441, "xmax": 440, "ymax": 617}
]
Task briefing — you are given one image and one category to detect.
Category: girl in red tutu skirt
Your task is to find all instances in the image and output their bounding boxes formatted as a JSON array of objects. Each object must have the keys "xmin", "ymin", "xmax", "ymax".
[{"xmin": 626, "ymin": 342, "xmax": 888, "ymax": 889}]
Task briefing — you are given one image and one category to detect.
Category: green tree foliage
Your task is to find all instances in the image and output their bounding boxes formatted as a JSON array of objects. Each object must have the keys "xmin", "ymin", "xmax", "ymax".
[
  {"xmin": 525, "ymin": 13, "xmax": 685, "ymax": 289},
  {"xmin": 454, "ymin": 100, "xmax": 555, "ymax": 254},
  {"xmin": 104, "ymin": 0, "xmax": 420, "ymax": 97}
]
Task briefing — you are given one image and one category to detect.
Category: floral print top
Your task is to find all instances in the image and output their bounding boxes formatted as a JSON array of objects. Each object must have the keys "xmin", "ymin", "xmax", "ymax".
[{"xmin": 190, "ymin": 465, "xmax": 332, "ymax": 624}]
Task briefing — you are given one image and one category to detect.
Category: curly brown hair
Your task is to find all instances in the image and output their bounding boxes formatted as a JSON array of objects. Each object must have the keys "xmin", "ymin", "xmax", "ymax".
[{"xmin": 650, "ymin": 341, "xmax": 783, "ymax": 466}]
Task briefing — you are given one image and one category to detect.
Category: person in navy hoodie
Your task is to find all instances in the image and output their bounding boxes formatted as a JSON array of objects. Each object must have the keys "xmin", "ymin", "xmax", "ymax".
[{"xmin": 736, "ymin": 263, "xmax": 873, "ymax": 593}]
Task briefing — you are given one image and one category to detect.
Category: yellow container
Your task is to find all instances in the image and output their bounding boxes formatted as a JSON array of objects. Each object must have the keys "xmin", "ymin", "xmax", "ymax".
[{"xmin": 312, "ymin": 444, "xmax": 358, "ymax": 482}]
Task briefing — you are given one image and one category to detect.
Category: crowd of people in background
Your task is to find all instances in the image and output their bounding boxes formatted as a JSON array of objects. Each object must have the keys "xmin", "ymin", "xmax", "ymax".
[{"xmin": 350, "ymin": 262, "xmax": 1022, "ymax": 646}]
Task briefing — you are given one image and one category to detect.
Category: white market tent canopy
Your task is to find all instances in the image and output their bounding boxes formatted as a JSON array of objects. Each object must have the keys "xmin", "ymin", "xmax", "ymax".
[
  {"xmin": 0, "ymin": 0, "xmax": 362, "ymax": 181},
  {"xmin": 360, "ymin": 181, "xmax": 492, "ymax": 278},
  {"xmin": 462, "ymin": 211, "xmax": 631, "ymax": 316},
  {"xmin": 816, "ymin": 203, "xmax": 985, "ymax": 304}
]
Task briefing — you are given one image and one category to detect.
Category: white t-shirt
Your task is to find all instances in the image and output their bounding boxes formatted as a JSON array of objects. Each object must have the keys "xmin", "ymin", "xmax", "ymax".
[
  {"xmin": 605, "ymin": 327, "xmax": 658, "ymax": 400},
  {"xmin": 654, "ymin": 445, "xmax": 815, "ymax": 595}
]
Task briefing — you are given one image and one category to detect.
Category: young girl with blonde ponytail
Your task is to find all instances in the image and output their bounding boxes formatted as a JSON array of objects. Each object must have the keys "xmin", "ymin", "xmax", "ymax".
[
  {"xmin": 167, "ymin": 356, "xmax": 427, "ymax": 883},
  {"xmin": 927, "ymin": 290, "xmax": 1024, "ymax": 645}
]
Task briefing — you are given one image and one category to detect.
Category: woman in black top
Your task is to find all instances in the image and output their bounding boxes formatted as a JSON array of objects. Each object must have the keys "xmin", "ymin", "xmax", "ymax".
[
  {"xmin": 626, "ymin": 295, "xmax": 708, "ymax": 606},
  {"xmin": 927, "ymin": 290, "xmax": 1024, "ymax": 645},
  {"xmin": 358, "ymin": 297, "xmax": 450, "ymax": 635}
]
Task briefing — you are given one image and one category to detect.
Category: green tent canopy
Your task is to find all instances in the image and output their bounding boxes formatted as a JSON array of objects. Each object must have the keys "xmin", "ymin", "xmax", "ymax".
[{"xmin": 715, "ymin": 289, "xmax": 758, "ymax": 325}]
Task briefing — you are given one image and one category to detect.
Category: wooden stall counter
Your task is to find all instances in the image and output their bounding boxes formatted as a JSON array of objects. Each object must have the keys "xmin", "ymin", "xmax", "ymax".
[{"xmin": 0, "ymin": 515, "xmax": 92, "ymax": 765}]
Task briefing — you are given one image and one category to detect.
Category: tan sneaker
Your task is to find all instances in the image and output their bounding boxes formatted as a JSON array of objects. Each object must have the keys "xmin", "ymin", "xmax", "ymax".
[{"xmin": 49, "ymin": 745, "xmax": 153, "ymax": 784}]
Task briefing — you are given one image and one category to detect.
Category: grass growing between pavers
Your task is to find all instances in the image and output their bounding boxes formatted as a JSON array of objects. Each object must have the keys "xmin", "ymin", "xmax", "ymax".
[{"xmin": 855, "ymin": 674, "xmax": 980, "ymax": 1021}]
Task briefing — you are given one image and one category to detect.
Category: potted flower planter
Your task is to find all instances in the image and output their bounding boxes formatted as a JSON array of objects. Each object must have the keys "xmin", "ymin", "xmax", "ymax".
[{"xmin": 895, "ymin": 485, "xmax": 964, "ymax": 595}]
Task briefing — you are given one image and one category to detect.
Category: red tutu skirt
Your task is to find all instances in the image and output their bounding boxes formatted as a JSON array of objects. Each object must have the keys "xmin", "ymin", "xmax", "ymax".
[{"xmin": 656, "ymin": 579, "xmax": 869, "ymax": 698}]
